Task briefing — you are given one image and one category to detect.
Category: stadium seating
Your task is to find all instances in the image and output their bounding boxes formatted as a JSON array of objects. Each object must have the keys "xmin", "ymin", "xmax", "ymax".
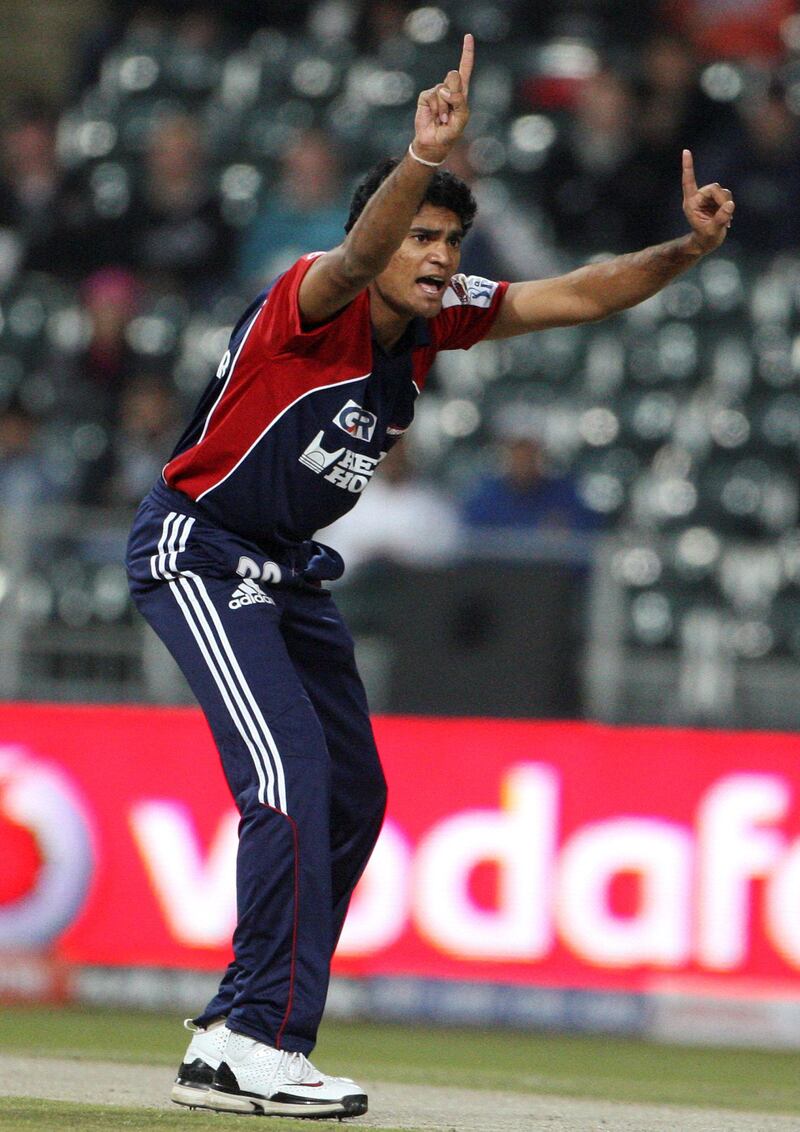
[{"xmin": 1, "ymin": 6, "xmax": 799, "ymax": 725}]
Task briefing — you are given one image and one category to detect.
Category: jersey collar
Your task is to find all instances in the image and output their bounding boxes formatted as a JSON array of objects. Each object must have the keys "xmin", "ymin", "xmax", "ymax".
[{"xmin": 371, "ymin": 315, "xmax": 431, "ymax": 356}]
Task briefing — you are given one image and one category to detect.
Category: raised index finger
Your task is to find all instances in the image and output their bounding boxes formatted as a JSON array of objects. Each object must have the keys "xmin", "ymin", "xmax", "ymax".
[
  {"xmin": 682, "ymin": 148, "xmax": 698, "ymax": 198},
  {"xmin": 458, "ymin": 33, "xmax": 475, "ymax": 95}
]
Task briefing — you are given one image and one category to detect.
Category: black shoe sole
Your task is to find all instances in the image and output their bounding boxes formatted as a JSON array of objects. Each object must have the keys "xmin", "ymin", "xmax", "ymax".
[{"xmin": 205, "ymin": 1087, "xmax": 368, "ymax": 1119}]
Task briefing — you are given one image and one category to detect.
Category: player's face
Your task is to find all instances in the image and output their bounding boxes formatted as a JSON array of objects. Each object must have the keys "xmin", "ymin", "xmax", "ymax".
[{"xmin": 372, "ymin": 204, "xmax": 464, "ymax": 320}]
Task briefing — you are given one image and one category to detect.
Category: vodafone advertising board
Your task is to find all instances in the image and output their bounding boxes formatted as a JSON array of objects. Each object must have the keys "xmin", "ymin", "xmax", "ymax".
[{"xmin": 3, "ymin": 703, "xmax": 800, "ymax": 998}]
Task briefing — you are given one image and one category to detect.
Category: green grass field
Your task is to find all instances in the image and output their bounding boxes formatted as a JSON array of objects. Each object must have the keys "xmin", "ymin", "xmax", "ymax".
[{"xmin": 1, "ymin": 1006, "xmax": 800, "ymax": 1130}]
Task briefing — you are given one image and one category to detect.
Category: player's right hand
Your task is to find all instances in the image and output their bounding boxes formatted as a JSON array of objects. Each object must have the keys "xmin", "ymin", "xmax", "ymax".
[{"xmin": 412, "ymin": 33, "xmax": 474, "ymax": 163}]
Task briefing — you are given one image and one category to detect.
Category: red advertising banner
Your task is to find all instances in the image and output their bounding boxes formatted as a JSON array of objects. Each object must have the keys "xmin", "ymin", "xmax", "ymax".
[{"xmin": 3, "ymin": 703, "xmax": 800, "ymax": 998}]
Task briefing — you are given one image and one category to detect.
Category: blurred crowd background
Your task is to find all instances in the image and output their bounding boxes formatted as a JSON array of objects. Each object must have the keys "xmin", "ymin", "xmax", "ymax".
[{"xmin": 1, "ymin": 0, "xmax": 800, "ymax": 727}]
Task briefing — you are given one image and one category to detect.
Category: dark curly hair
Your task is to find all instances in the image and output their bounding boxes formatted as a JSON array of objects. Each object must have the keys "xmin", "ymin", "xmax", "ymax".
[{"xmin": 344, "ymin": 157, "xmax": 477, "ymax": 235}]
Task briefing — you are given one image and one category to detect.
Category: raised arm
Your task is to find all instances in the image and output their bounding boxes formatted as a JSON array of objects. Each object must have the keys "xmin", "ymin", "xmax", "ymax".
[
  {"xmin": 297, "ymin": 34, "xmax": 475, "ymax": 327},
  {"xmin": 486, "ymin": 150, "xmax": 736, "ymax": 339}
]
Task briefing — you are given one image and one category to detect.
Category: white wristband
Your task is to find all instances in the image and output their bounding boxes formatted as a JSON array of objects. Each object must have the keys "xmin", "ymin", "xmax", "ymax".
[{"xmin": 408, "ymin": 142, "xmax": 445, "ymax": 167}]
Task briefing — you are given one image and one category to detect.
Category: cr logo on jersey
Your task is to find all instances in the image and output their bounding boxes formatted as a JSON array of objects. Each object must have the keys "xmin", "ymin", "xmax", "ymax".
[{"xmin": 334, "ymin": 400, "xmax": 377, "ymax": 442}]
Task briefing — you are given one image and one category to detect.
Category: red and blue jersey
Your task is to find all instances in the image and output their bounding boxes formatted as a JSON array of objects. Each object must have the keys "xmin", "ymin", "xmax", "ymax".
[{"xmin": 162, "ymin": 253, "xmax": 508, "ymax": 553}]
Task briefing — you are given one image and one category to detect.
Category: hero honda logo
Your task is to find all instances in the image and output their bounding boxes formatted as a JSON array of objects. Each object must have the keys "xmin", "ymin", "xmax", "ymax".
[
  {"xmin": 299, "ymin": 435, "xmax": 384, "ymax": 493},
  {"xmin": 334, "ymin": 400, "xmax": 377, "ymax": 442}
]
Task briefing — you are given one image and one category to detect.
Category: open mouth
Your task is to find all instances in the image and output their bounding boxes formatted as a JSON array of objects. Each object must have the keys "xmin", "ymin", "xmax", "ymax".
[{"xmin": 416, "ymin": 275, "xmax": 446, "ymax": 297}]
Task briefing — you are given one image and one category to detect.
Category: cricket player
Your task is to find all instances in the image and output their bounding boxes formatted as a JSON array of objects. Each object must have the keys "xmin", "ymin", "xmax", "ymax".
[{"xmin": 126, "ymin": 33, "xmax": 734, "ymax": 1120}]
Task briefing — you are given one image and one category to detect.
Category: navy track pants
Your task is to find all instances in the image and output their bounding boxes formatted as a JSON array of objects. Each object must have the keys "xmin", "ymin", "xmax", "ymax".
[{"xmin": 127, "ymin": 486, "xmax": 387, "ymax": 1054}]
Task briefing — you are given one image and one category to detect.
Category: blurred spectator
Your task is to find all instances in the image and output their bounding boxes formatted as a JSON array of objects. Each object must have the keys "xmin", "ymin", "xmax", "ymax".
[
  {"xmin": 0, "ymin": 401, "xmax": 65, "ymax": 508},
  {"xmin": 69, "ymin": 268, "xmax": 142, "ymax": 425},
  {"xmin": 461, "ymin": 432, "xmax": 599, "ymax": 534},
  {"xmin": 74, "ymin": 0, "xmax": 302, "ymax": 91},
  {"xmin": 0, "ymin": 98, "xmax": 62, "ymax": 277},
  {"xmin": 354, "ymin": 0, "xmax": 411, "ymax": 57},
  {"xmin": 72, "ymin": 1, "xmax": 173, "ymax": 93},
  {"xmin": 128, "ymin": 112, "xmax": 235, "ymax": 294},
  {"xmin": 638, "ymin": 33, "xmax": 708, "ymax": 153},
  {"xmin": 702, "ymin": 81, "xmax": 800, "ymax": 253},
  {"xmin": 445, "ymin": 142, "xmax": 562, "ymax": 282},
  {"xmin": 317, "ymin": 441, "xmax": 460, "ymax": 573},
  {"xmin": 92, "ymin": 375, "xmax": 181, "ymax": 506},
  {"xmin": 533, "ymin": 69, "xmax": 664, "ymax": 253},
  {"xmin": 238, "ymin": 128, "xmax": 347, "ymax": 289},
  {"xmin": 0, "ymin": 97, "xmax": 116, "ymax": 279},
  {"xmin": 662, "ymin": 0, "xmax": 795, "ymax": 63},
  {"xmin": 634, "ymin": 33, "xmax": 741, "ymax": 242},
  {"xmin": 174, "ymin": 4, "xmax": 228, "ymax": 49}
]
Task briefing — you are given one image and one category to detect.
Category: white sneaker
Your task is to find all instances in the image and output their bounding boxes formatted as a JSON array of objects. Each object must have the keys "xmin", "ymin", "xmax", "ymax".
[
  {"xmin": 171, "ymin": 1017, "xmax": 229, "ymax": 1108},
  {"xmin": 207, "ymin": 1030, "xmax": 368, "ymax": 1119}
]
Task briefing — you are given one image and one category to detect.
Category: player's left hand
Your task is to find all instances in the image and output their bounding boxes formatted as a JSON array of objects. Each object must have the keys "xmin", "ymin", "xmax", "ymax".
[{"xmin": 682, "ymin": 149, "xmax": 735, "ymax": 254}]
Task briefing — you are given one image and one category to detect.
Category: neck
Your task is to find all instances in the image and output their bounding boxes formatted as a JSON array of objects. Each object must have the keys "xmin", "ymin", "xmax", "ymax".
[{"xmin": 368, "ymin": 282, "xmax": 415, "ymax": 351}]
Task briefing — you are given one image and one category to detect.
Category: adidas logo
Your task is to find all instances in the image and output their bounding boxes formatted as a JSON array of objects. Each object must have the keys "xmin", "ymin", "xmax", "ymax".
[{"xmin": 229, "ymin": 579, "xmax": 275, "ymax": 610}]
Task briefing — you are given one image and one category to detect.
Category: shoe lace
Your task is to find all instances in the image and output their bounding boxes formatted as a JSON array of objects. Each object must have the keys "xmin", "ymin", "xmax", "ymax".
[
  {"xmin": 284, "ymin": 1051, "xmax": 318, "ymax": 1084},
  {"xmin": 183, "ymin": 1015, "xmax": 226, "ymax": 1034}
]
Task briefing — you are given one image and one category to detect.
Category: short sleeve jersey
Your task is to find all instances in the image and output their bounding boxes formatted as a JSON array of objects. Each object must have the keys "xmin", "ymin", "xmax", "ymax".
[{"xmin": 163, "ymin": 254, "xmax": 508, "ymax": 550}]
